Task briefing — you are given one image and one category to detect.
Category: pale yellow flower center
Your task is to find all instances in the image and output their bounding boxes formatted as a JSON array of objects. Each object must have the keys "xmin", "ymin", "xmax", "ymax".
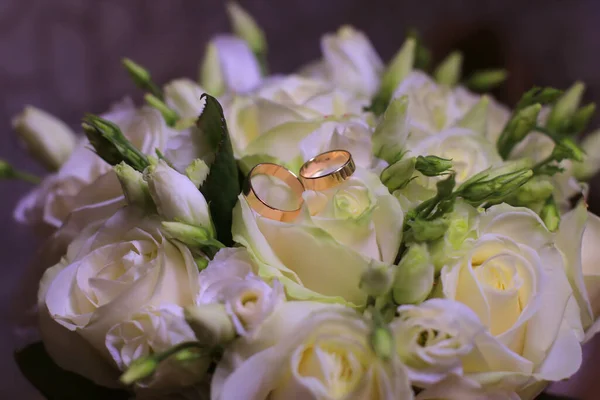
[{"xmin": 296, "ymin": 342, "xmax": 362, "ymax": 398}]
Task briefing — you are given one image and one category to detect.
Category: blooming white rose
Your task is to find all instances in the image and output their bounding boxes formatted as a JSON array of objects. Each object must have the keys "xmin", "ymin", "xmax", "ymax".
[
  {"xmin": 298, "ymin": 116, "xmax": 385, "ymax": 172},
  {"xmin": 37, "ymin": 207, "xmax": 201, "ymax": 387},
  {"xmin": 197, "ymin": 248, "xmax": 285, "ymax": 336},
  {"xmin": 392, "ymin": 299, "xmax": 523, "ymax": 399},
  {"xmin": 106, "ymin": 304, "xmax": 208, "ymax": 391},
  {"xmin": 232, "ymin": 167, "xmax": 403, "ymax": 306},
  {"xmin": 391, "ymin": 299, "xmax": 477, "ymax": 386},
  {"xmin": 12, "ymin": 106, "xmax": 77, "ymax": 170},
  {"xmin": 15, "ymin": 102, "xmax": 175, "ymax": 230},
  {"xmin": 440, "ymin": 203, "xmax": 584, "ymax": 392},
  {"xmin": 223, "ymin": 75, "xmax": 370, "ymax": 162},
  {"xmin": 557, "ymin": 203, "xmax": 600, "ymax": 340},
  {"xmin": 320, "ymin": 25, "xmax": 384, "ymax": 97},
  {"xmin": 212, "ymin": 302, "xmax": 413, "ymax": 400}
]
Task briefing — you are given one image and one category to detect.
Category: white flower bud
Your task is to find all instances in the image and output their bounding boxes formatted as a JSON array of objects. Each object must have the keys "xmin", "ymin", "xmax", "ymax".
[
  {"xmin": 392, "ymin": 244, "xmax": 434, "ymax": 304},
  {"xmin": 145, "ymin": 160, "xmax": 214, "ymax": 233},
  {"xmin": 164, "ymin": 79, "xmax": 207, "ymax": 120},
  {"xmin": 199, "ymin": 35, "xmax": 261, "ymax": 96},
  {"xmin": 12, "ymin": 106, "xmax": 77, "ymax": 170},
  {"xmin": 185, "ymin": 303, "xmax": 236, "ymax": 346},
  {"xmin": 226, "ymin": 2, "xmax": 267, "ymax": 55},
  {"xmin": 114, "ymin": 162, "xmax": 153, "ymax": 211}
]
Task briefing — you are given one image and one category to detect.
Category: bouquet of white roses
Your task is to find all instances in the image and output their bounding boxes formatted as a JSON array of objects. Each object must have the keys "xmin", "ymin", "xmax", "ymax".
[{"xmin": 6, "ymin": 3, "xmax": 600, "ymax": 400}]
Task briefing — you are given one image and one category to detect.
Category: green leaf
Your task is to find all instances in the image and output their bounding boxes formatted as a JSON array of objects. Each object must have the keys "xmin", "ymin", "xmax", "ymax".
[
  {"xmin": 15, "ymin": 342, "xmax": 129, "ymax": 400},
  {"xmin": 197, "ymin": 94, "xmax": 241, "ymax": 246}
]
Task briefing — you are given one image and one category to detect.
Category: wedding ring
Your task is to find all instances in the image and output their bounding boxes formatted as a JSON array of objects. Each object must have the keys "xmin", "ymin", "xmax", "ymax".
[
  {"xmin": 243, "ymin": 163, "xmax": 305, "ymax": 222},
  {"xmin": 299, "ymin": 150, "xmax": 356, "ymax": 191}
]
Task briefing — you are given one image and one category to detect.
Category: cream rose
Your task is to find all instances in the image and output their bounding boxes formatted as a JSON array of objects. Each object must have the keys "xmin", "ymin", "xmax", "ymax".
[
  {"xmin": 223, "ymin": 75, "xmax": 370, "ymax": 162},
  {"xmin": 197, "ymin": 248, "xmax": 285, "ymax": 336},
  {"xmin": 298, "ymin": 117, "xmax": 385, "ymax": 172},
  {"xmin": 212, "ymin": 302, "xmax": 413, "ymax": 400},
  {"xmin": 15, "ymin": 102, "xmax": 175, "ymax": 230},
  {"xmin": 38, "ymin": 207, "xmax": 201, "ymax": 387},
  {"xmin": 440, "ymin": 203, "xmax": 584, "ymax": 392},
  {"xmin": 232, "ymin": 167, "xmax": 403, "ymax": 307}
]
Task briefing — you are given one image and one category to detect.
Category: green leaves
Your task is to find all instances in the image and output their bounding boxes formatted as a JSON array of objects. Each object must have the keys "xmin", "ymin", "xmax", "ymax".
[
  {"xmin": 82, "ymin": 114, "xmax": 150, "ymax": 172},
  {"xmin": 197, "ymin": 94, "xmax": 241, "ymax": 246},
  {"xmin": 15, "ymin": 342, "xmax": 129, "ymax": 400},
  {"xmin": 515, "ymin": 86, "xmax": 563, "ymax": 111},
  {"xmin": 496, "ymin": 104, "xmax": 542, "ymax": 159}
]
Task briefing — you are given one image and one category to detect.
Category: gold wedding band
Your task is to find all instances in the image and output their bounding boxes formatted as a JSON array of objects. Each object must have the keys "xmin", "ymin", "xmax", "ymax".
[
  {"xmin": 243, "ymin": 163, "xmax": 305, "ymax": 222},
  {"xmin": 299, "ymin": 150, "xmax": 356, "ymax": 191}
]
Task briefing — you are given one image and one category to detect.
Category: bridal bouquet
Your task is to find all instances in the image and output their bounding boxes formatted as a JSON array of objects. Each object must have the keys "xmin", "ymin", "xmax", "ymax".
[{"xmin": 7, "ymin": 3, "xmax": 600, "ymax": 400}]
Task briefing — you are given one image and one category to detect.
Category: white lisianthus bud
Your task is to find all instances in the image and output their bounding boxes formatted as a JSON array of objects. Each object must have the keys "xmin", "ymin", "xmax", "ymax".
[
  {"xmin": 360, "ymin": 260, "xmax": 395, "ymax": 297},
  {"xmin": 321, "ymin": 25, "xmax": 384, "ymax": 97},
  {"xmin": 574, "ymin": 129, "xmax": 600, "ymax": 180},
  {"xmin": 433, "ymin": 51, "xmax": 463, "ymax": 87},
  {"xmin": 164, "ymin": 79, "xmax": 207, "ymax": 120},
  {"xmin": 12, "ymin": 106, "xmax": 77, "ymax": 171},
  {"xmin": 546, "ymin": 81, "xmax": 584, "ymax": 133},
  {"xmin": 456, "ymin": 96, "xmax": 489, "ymax": 135},
  {"xmin": 145, "ymin": 160, "xmax": 214, "ymax": 232},
  {"xmin": 392, "ymin": 243, "xmax": 435, "ymax": 304},
  {"xmin": 185, "ymin": 303, "xmax": 236, "ymax": 346},
  {"xmin": 114, "ymin": 162, "xmax": 153, "ymax": 211},
  {"xmin": 199, "ymin": 35, "xmax": 261, "ymax": 96},
  {"xmin": 226, "ymin": 2, "xmax": 267, "ymax": 56}
]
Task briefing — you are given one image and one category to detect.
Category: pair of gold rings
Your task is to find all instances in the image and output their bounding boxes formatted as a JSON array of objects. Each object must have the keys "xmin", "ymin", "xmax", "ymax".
[{"xmin": 243, "ymin": 150, "xmax": 356, "ymax": 222}]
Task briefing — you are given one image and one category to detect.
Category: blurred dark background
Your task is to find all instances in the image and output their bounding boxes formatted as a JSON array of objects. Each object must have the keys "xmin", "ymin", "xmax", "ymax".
[{"xmin": 1, "ymin": 0, "xmax": 600, "ymax": 398}]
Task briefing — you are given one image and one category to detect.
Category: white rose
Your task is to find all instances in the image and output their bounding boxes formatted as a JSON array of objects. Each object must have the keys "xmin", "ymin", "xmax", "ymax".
[
  {"xmin": 440, "ymin": 203, "xmax": 584, "ymax": 392},
  {"xmin": 232, "ymin": 167, "xmax": 403, "ymax": 306},
  {"xmin": 197, "ymin": 248, "xmax": 285, "ymax": 336},
  {"xmin": 223, "ymin": 75, "xmax": 370, "ymax": 162},
  {"xmin": 12, "ymin": 106, "xmax": 77, "ymax": 170},
  {"xmin": 15, "ymin": 102, "xmax": 175, "ymax": 230},
  {"xmin": 106, "ymin": 305, "xmax": 208, "ymax": 391},
  {"xmin": 320, "ymin": 25, "xmax": 384, "ymax": 97},
  {"xmin": 212, "ymin": 302, "xmax": 413, "ymax": 400},
  {"xmin": 299, "ymin": 117, "xmax": 384, "ymax": 172},
  {"xmin": 391, "ymin": 299, "xmax": 477, "ymax": 387},
  {"xmin": 558, "ymin": 203, "xmax": 600, "ymax": 340},
  {"xmin": 37, "ymin": 207, "xmax": 201, "ymax": 387}
]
